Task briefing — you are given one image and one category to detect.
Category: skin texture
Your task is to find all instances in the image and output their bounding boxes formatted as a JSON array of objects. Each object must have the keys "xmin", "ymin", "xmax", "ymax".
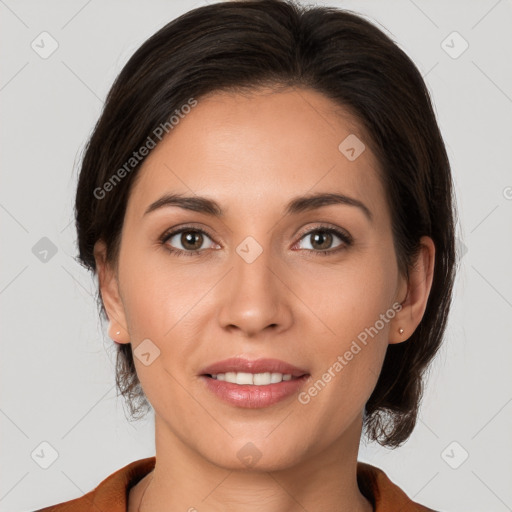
[{"xmin": 94, "ymin": 87, "xmax": 435, "ymax": 512}]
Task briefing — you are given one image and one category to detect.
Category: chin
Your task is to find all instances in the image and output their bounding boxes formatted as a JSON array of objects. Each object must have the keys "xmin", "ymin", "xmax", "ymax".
[{"xmin": 200, "ymin": 437, "xmax": 307, "ymax": 473}]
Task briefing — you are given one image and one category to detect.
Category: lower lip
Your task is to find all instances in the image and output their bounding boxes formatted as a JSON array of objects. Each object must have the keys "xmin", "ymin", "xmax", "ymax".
[{"xmin": 200, "ymin": 375, "xmax": 309, "ymax": 408}]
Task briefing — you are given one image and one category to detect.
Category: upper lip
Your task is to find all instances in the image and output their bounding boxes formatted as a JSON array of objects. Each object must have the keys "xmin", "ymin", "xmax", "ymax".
[{"xmin": 200, "ymin": 357, "xmax": 309, "ymax": 377}]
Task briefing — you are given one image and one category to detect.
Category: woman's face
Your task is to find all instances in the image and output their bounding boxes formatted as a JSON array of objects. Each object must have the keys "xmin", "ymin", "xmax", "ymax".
[{"xmin": 98, "ymin": 87, "xmax": 418, "ymax": 470}]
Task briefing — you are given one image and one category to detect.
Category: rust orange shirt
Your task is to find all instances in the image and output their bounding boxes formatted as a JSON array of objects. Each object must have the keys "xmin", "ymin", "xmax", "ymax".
[{"xmin": 36, "ymin": 457, "xmax": 437, "ymax": 511}]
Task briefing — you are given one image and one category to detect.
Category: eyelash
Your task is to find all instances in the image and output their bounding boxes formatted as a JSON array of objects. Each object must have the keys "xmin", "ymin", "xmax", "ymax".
[{"xmin": 159, "ymin": 223, "xmax": 353, "ymax": 259}]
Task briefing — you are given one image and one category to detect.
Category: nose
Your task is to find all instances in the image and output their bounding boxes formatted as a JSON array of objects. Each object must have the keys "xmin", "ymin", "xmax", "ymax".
[{"xmin": 217, "ymin": 244, "xmax": 293, "ymax": 337}]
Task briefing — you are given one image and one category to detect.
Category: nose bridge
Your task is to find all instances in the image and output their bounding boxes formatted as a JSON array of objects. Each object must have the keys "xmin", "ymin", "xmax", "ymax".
[
  {"xmin": 234, "ymin": 234, "xmax": 274, "ymax": 292},
  {"xmin": 217, "ymin": 233, "xmax": 290, "ymax": 335}
]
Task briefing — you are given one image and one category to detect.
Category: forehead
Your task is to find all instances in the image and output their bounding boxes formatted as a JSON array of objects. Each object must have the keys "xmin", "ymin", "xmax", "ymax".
[{"xmin": 126, "ymin": 87, "xmax": 387, "ymax": 222}]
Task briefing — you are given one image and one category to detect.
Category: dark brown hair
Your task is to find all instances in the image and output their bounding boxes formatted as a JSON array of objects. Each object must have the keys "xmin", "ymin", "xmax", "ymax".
[{"xmin": 75, "ymin": 0, "xmax": 457, "ymax": 447}]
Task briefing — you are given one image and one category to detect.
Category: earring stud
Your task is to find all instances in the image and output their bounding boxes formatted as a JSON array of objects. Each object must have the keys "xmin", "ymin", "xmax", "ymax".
[
  {"xmin": 398, "ymin": 328, "xmax": 404, "ymax": 334},
  {"xmin": 116, "ymin": 331, "xmax": 120, "ymax": 336}
]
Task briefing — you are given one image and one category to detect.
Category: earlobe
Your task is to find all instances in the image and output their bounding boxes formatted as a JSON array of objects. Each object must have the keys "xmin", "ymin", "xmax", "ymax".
[
  {"xmin": 93, "ymin": 239, "xmax": 130, "ymax": 344},
  {"xmin": 389, "ymin": 236, "xmax": 435, "ymax": 345},
  {"xmin": 108, "ymin": 323, "xmax": 130, "ymax": 344}
]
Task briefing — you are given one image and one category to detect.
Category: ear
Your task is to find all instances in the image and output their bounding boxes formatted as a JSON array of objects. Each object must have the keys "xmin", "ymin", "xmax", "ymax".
[
  {"xmin": 93, "ymin": 239, "xmax": 130, "ymax": 344},
  {"xmin": 389, "ymin": 235, "xmax": 435, "ymax": 344}
]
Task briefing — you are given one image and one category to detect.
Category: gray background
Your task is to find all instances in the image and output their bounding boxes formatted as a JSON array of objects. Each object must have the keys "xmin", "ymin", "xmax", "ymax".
[{"xmin": 1, "ymin": 0, "xmax": 511, "ymax": 511}]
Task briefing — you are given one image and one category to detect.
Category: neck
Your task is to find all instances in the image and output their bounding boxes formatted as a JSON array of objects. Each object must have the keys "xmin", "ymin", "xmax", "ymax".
[{"xmin": 131, "ymin": 414, "xmax": 372, "ymax": 512}]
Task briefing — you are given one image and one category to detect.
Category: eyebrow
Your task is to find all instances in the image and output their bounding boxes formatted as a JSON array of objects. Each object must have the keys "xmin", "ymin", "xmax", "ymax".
[{"xmin": 143, "ymin": 192, "xmax": 373, "ymax": 222}]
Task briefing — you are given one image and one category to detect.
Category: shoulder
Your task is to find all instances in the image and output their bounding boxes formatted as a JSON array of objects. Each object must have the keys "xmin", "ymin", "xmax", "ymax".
[
  {"xmin": 357, "ymin": 461, "xmax": 439, "ymax": 511},
  {"xmin": 35, "ymin": 457, "xmax": 156, "ymax": 512}
]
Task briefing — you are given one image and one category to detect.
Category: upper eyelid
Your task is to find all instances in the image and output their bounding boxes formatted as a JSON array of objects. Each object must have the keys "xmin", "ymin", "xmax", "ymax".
[
  {"xmin": 160, "ymin": 224, "xmax": 216, "ymax": 243},
  {"xmin": 296, "ymin": 224, "xmax": 351, "ymax": 241}
]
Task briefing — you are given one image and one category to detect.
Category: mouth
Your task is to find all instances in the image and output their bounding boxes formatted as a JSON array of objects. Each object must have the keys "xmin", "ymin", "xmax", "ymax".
[
  {"xmin": 198, "ymin": 357, "xmax": 310, "ymax": 408},
  {"xmin": 203, "ymin": 371, "xmax": 306, "ymax": 385},
  {"xmin": 199, "ymin": 356, "xmax": 309, "ymax": 379}
]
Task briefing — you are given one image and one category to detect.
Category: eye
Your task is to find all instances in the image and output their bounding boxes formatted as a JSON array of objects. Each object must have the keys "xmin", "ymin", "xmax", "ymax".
[
  {"xmin": 159, "ymin": 224, "xmax": 352, "ymax": 258},
  {"xmin": 295, "ymin": 225, "xmax": 352, "ymax": 255},
  {"xmin": 160, "ymin": 226, "xmax": 218, "ymax": 257}
]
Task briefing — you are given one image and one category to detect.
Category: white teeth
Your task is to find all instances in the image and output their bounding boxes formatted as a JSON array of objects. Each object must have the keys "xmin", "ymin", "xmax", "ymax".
[
  {"xmin": 235, "ymin": 372, "xmax": 253, "ymax": 385},
  {"xmin": 211, "ymin": 372, "xmax": 294, "ymax": 385},
  {"xmin": 253, "ymin": 372, "xmax": 272, "ymax": 385}
]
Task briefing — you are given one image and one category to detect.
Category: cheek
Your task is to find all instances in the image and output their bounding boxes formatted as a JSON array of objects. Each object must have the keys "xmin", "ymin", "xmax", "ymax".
[
  {"xmin": 117, "ymin": 240, "xmax": 204, "ymax": 338},
  {"xmin": 291, "ymin": 246, "xmax": 397, "ymax": 341},
  {"xmin": 116, "ymin": 252, "xmax": 205, "ymax": 407},
  {"xmin": 295, "ymin": 282, "xmax": 393, "ymax": 443},
  {"xmin": 294, "ymin": 250, "xmax": 396, "ymax": 406}
]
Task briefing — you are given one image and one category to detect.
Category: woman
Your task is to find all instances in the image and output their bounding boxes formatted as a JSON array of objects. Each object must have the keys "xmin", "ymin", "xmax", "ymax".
[{"xmin": 37, "ymin": 0, "xmax": 456, "ymax": 510}]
